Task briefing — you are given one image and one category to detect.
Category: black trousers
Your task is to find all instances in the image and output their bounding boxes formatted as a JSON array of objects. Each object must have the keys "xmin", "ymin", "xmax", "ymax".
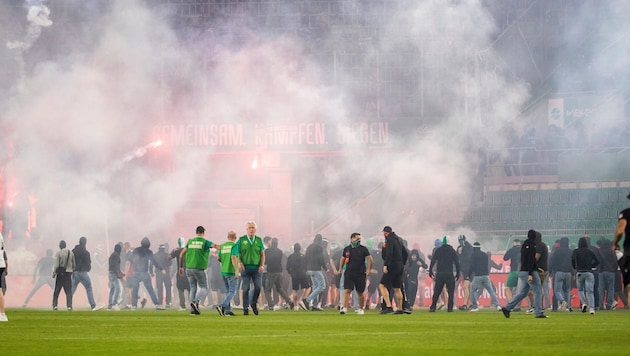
[
  {"xmin": 53, "ymin": 272, "xmax": 73, "ymax": 308},
  {"xmin": 431, "ymin": 273, "xmax": 455, "ymax": 310}
]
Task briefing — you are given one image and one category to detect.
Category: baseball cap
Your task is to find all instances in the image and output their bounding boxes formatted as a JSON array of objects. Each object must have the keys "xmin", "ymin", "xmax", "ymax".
[{"xmin": 382, "ymin": 226, "xmax": 393, "ymax": 233}]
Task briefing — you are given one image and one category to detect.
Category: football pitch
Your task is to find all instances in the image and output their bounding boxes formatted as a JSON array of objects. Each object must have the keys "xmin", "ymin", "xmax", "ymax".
[{"xmin": 2, "ymin": 307, "xmax": 624, "ymax": 355}]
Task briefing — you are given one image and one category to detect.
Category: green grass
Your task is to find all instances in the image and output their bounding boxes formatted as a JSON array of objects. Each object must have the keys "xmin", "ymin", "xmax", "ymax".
[{"xmin": 2, "ymin": 307, "xmax": 625, "ymax": 355}]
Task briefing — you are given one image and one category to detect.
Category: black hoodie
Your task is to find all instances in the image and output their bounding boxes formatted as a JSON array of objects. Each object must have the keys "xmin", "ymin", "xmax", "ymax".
[
  {"xmin": 131, "ymin": 237, "xmax": 163, "ymax": 273},
  {"xmin": 520, "ymin": 230, "xmax": 538, "ymax": 275},
  {"xmin": 549, "ymin": 237, "xmax": 573, "ymax": 273},
  {"xmin": 572, "ymin": 237, "xmax": 599, "ymax": 272},
  {"xmin": 73, "ymin": 236, "xmax": 92, "ymax": 272}
]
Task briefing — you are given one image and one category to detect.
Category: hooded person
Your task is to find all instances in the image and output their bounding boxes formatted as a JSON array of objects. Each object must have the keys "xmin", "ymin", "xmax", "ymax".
[
  {"xmin": 428, "ymin": 234, "xmax": 460, "ymax": 312},
  {"xmin": 71, "ymin": 236, "xmax": 101, "ymax": 311},
  {"xmin": 170, "ymin": 237, "xmax": 191, "ymax": 311},
  {"xmin": 107, "ymin": 243, "xmax": 125, "ymax": 310},
  {"xmin": 154, "ymin": 243, "xmax": 173, "ymax": 307},
  {"xmin": 572, "ymin": 237, "xmax": 600, "ymax": 314},
  {"xmin": 456, "ymin": 234, "xmax": 474, "ymax": 310},
  {"xmin": 549, "ymin": 237, "xmax": 573, "ymax": 311},
  {"xmin": 501, "ymin": 229, "xmax": 548, "ymax": 319},
  {"xmin": 301, "ymin": 233, "xmax": 328, "ymax": 311},
  {"xmin": 469, "ymin": 241, "xmax": 501, "ymax": 311},
  {"xmin": 287, "ymin": 242, "xmax": 311, "ymax": 310},
  {"xmin": 377, "ymin": 226, "xmax": 408, "ymax": 314},
  {"xmin": 130, "ymin": 236, "xmax": 166, "ymax": 310}
]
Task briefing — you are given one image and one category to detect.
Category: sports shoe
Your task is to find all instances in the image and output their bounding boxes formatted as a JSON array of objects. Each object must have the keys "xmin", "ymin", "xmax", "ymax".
[
  {"xmin": 357, "ymin": 309, "xmax": 365, "ymax": 315},
  {"xmin": 311, "ymin": 306, "xmax": 323, "ymax": 311},
  {"xmin": 526, "ymin": 307, "xmax": 535, "ymax": 314},
  {"xmin": 535, "ymin": 314, "xmax": 549, "ymax": 318},
  {"xmin": 458, "ymin": 305, "xmax": 468, "ymax": 311},
  {"xmin": 53, "ymin": 306, "xmax": 58, "ymax": 311},
  {"xmin": 224, "ymin": 311, "xmax": 235, "ymax": 316},
  {"xmin": 140, "ymin": 298, "xmax": 147, "ymax": 309},
  {"xmin": 273, "ymin": 305, "xmax": 282, "ymax": 311},
  {"xmin": 288, "ymin": 301, "xmax": 295, "ymax": 310},
  {"xmin": 190, "ymin": 309, "xmax": 200, "ymax": 316},
  {"xmin": 252, "ymin": 304, "xmax": 259, "ymax": 315},
  {"xmin": 178, "ymin": 307, "xmax": 186, "ymax": 311},
  {"xmin": 216, "ymin": 305, "xmax": 225, "ymax": 316},
  {"xmin": 380, "ymin": 307, "xmax": 394, "ymax": 314},
  {"xmin": 470, "ymin": 307, "xmax": 479, "ymax": 312},
  {"xmin": 403, "ymin": 308, "xmax": 412, "ymax": 314},
  {"xmin": 495, "ymin": 305, "xmax": 502, "ymax": 311},
  {"xmin": 611, "ymin": 300, "xmax": 618, "ymax": 310},
  {"xmin": 0, "ymin": 313, "xmax": 8, "ymax": 322},
  {"xmin": 429, "ymin": 307, "xmax": 436, "ymax": 312},
  {"xmin": 191, "ymin": 301, "xmax": 201, "ymax": 315},
  {"xmin": 501, "ymin": 307, "xmax": 510, "ymax": 318},
  {"xmin": 298, "ymin": 299, "xmax": 308, "ymax": 311},
  {"xmin": 67, "ymin": 307, "xmax": 73, "ymax": 311},
  {"xmin": 393, "ymin": 310, "xmax": 404, "ymax": 314},
  {"xmin": 111, "ymin": 305, "xmax": 120, "ymax": 311},
  {"xmin": 436, "ymin": 303, "xmax": 445, "ymax": 310},
  {"xmin": 559, "ymin": 301, "xmax": 567, "ymax": 311},
  {"xmin": 339, "ymin": 307, "xmax": 347, "ymax": 315},
  {"xmin": 581, "ymin": 304, "xmax": 588, "ymax": 313},
  {"xmin": 243, "ymin": 309, "xmax": 249, "ymax": 316},
  {"xmin": 589, "ymin": 308, "xmax": 595, "ymax": 315},
  {"xmin": 155, "ymin": 305, "xmax": 166, "ymax": 310}
]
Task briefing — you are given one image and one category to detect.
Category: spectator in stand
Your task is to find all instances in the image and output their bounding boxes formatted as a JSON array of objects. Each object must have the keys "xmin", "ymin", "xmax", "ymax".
[
  {"xmin": 549, "ymin": 237, "xmax": 573, "ymax": 312},
  {"xmin": 286, "ymin": 243, "xmax": 310, "ymax": 311}
]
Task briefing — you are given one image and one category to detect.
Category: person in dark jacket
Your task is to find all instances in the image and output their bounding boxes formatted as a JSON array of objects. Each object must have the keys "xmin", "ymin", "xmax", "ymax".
[
  {"xmin": 573, "ymin": 237, "xmax": 600, "ymax": 314},
  {"xmin": 107, "ymin": 243, "xmax": 124, "ymax": 310},
  {"xmin": 428, "ymin": 235, "xmax": 460, "ymax": 312},
  {"xmin": 598, "ymin": 238, "xmax": 617, "ymax": 310},
  {"xmin": 72, "ymin": 236, "xmax": 101, "ymax": 311},
  {"xmin": 287, "ymin": 243, "xmax": 310, "ymax": 310},
  {"xmin": 23, "ymin": 249, "xmax": 55, "ymax": 307},
  {"xmin": 130, "ymin": 236, "xmax": 166, "ymax": 310},
  {"xmin": 613, "ymin": 193, "xmax": 630, "ymax": 306},
  {"xmin": 502, "ymin": 239, "xmax": 521, "ymax": 307},
  {"xmin": 264, "ymin": 238, "xmax": 291, "ymax": 310},
  {"xmin": 549, "ymin": 237, "xmax": 573, "ymax": 311},
  {"xmin": 378, "ymin": 226, "xmax": 405, "ymax": 314},
  {"xmin": 469, "ymin": 242, "xmax": 501, "ymax": 311},
  {"xmin": 501, "ymin": 229, "xmax": 548, "ymax": 318},
  {"xmin": 457, "ymin": 235, "xmax": 474, "ymax": 310},
  {"xmin": 152, "ymin": 243, "xmax": 173, "ymax": 307},
  {"xmin": 170, "ymin": 237, "xmax": 190, "ymax": 311},
  {"xmin": 301, "ymin": 234, "xmax": 327, "ymax": 311},
  {"xmin": 405, "ymin": 249, "xmax": 427, "ymax": 310}
]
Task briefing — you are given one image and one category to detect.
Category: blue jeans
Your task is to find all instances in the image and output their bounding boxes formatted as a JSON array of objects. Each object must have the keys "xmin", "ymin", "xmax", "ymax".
[
  {"xmin": 599, "ymin": 271, "xmax": 615, "ymax": 308},
  {"xmin": 306, "ymin": 270, "xmax": 326, "ymax": 305},
  {"xmin": 505, "ymin": 271, "xmax": 543, "ymax": 316},
  {"xmin": 576, "ymin": 271, "xmax": 595, "ymax": 309},
  {"xmin": 470, "ymin": 275, "xmax": 500, "ymax": 308},
  {"xmin": 241, "ymin": 269, "xmax": 262, "ymax": 309},
  {"xmin": 553, "ymin": 271, "xmax": 572, "ymax": 305},
  {"xmin": 221, "ymin": 275, "xmax": 239, "ymax": 313},
  {"xmin": 108, "ymin": 272, "xmax": 121, "ymax": 308},
  {"xmin": 131, "ymin": 271, "xmax": 159, "ymax": 307},
  {"xmin": 186, "ymin": 268, "xmax": 208, "ymax": 304},
  {"xmin": 72, "ymin": 271, "xmax": 96, "ymax": 308}
]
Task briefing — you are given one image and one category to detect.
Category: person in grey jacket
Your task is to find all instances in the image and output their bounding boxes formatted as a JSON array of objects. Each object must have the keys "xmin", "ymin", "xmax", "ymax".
[{"xmin": 52, "ymin": 240, "xmax": 75, "ymax": 311}]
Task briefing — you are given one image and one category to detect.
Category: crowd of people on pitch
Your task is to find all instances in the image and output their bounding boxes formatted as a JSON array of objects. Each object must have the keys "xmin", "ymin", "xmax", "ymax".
[{"xmin": 13, "ymin": 224, "xmax": 628, "ymax": 318}]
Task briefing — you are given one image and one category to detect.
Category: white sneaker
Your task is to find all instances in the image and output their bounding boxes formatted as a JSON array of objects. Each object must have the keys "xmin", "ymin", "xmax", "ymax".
[
  {"xmin": 273, "ymin": 305, "xmax": 282, "ymax": 311},
  {"xmin": 339, "ymin": 307, "xmax": 347, "ymax": 315},
  {"xmin": 111, "ymin": 305, "xmax": 120, "ymax": 311},
  {"xmin": 469, "ymin": 307, "xmax": 479, "ymax": 312},
  {"xmin": 0, "ymin": 313, "xmax": 7, "ymax": 322},
  {"xmin": 91, "ymin": 306, "xmax": 103, "ymax": 312},
  {"xmin": 496, "ymin": 305, "xmax": 502, "ymax": 311},
  {"xmin": 357, "ymin": 309, "xmax": 365, "ymax": 315},
  {"xmin": 589, "ymin": 308, "xmax": 595, "ymax": 315}
]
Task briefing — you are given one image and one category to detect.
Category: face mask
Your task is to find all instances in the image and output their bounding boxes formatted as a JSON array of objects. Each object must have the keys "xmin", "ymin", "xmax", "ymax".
[{"xmin": 351, "ymin": 240, "xmax": 360, "ymax": 247}]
